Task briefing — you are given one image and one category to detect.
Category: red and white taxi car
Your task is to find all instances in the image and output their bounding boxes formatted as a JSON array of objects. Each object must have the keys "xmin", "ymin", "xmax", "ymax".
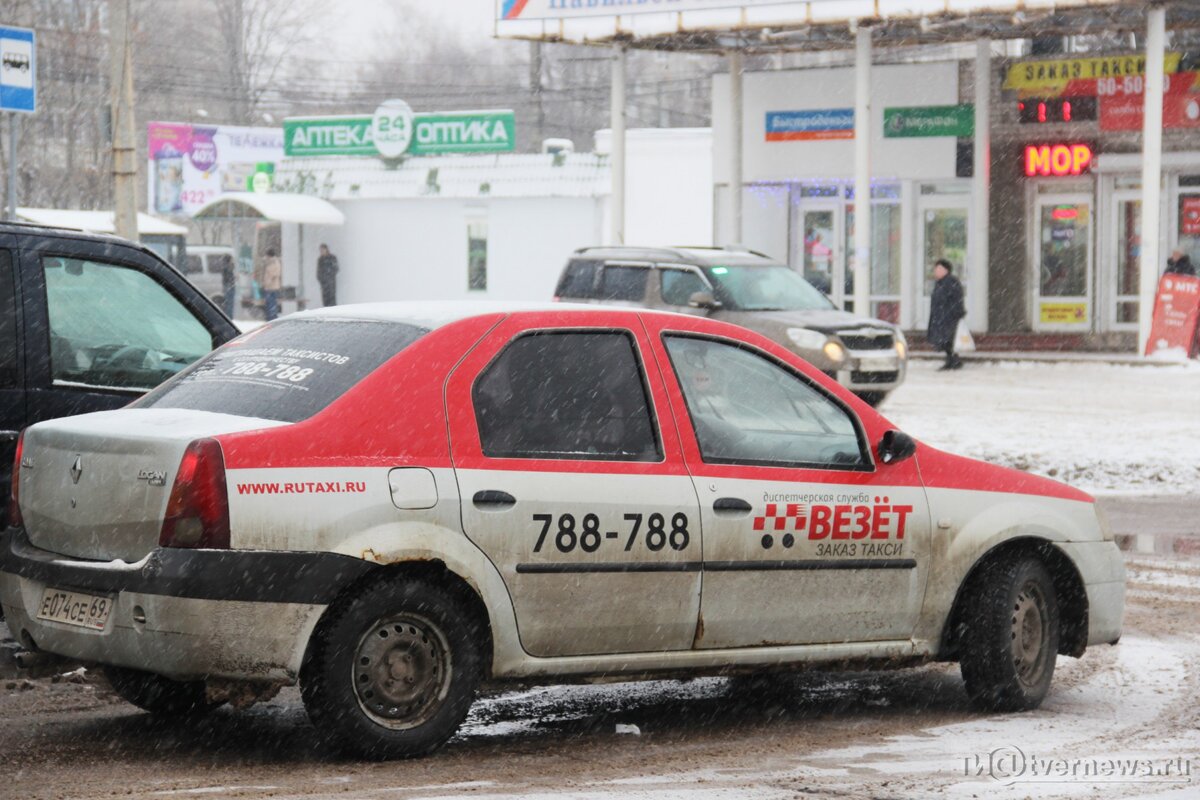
[{"xmin": 0, "ymin": 304, "xmax": 1124, "ymax": 757}]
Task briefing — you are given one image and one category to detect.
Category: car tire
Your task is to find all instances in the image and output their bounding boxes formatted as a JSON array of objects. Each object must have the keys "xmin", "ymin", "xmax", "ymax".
[
  {"xmin": 300, "ymin": 577, "xmax": 483, "ymax": 759},
  {"xmin": 103, "ymin": 665, "xmax": 219, "ymax": 716},
  {"xmin": 959, "ymin": 556, "xmax": 1060, "ymax": 712}
]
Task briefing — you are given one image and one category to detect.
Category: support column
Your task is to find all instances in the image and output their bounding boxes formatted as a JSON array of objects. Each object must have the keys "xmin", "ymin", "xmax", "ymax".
[
  {"xmin": 971, "ymin": 39, "xmax": 991, "ymax": 331},
  {"xmin": 610, "ymin": 44, "xmax": 627, "ymax": 246},
  {"xmin": 109, "ymin": 0, "xmax": 138, "ymax": 241},
  {"xmin": 1139, "ymin": 5, "xmax": 1166, "ymax": 355},
  {"xmin": 729, "ymin": 49, "xmax": 744, "ymax": 244},
  {"xmin": 5, "ymin": 117, "xmax": 15, "ymax": 222},
  {"xmin": 852, "ymin": 24, "xmax": 872, "ymax": 315}
]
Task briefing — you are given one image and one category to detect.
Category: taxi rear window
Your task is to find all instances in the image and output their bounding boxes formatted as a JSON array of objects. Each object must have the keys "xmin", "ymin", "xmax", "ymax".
[{"xmin": 136, "ymin": 319, "xmax": 427, "ymax": 423}]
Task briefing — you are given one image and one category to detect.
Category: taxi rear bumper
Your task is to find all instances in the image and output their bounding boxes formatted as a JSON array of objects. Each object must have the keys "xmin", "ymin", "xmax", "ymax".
[{"xmin": 0, "ymin": 527, "xmax": 373, "ymax": 682}]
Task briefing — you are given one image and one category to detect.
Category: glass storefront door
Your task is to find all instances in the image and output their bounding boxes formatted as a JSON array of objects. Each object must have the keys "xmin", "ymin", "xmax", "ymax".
[
  {"xmin": 790, "ymin": 200, "xmax": 843, "ymax": 302},
  {"xmin": 1033, "ymin": 193, "xmax": 1093, "ymax": 331},
  {"xmin": 1110, "ymin": 192, "xmax": 1141, "ymax": 329},
  {"xmin": 916, "ymin": 201, "xmax": 969, "ymax": 328}
]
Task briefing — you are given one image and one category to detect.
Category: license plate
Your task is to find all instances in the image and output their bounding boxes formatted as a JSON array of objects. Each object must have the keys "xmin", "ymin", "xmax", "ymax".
[
  {"xmin": 857, "ymin": 357, "xmax": 897, "ymax": 372},
  {"xmin": 36, "ymin": 588, "xmax": 113, "ymax": 631}
]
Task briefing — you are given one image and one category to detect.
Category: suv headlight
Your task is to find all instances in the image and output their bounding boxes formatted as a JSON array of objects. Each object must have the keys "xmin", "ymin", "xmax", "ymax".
[
  {"xmin": 786, "ymin": 327, "xmax": 827, "ymax": 351},
  {"xmin": 894, "ymin": 329, "xmax": 908, "ymax": 360},
  {"xmin": 823, "ymin": 341, "xmax": 846, "ymax": 363}
]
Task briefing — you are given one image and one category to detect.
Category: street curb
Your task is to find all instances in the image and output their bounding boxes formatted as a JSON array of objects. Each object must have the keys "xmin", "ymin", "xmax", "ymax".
[{"xmin": 910, "ymin": 351, "xmax": 1189, "ymax": 367}]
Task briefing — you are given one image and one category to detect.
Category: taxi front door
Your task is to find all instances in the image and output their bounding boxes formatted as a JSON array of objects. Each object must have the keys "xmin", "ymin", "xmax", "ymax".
[
  {"xmin": 649, "ymin": 326, "xmax": 932, "ymax": 650},
  {"xmin": 445, "ymin": 314, "xmax": 702, "ymax": 658}
]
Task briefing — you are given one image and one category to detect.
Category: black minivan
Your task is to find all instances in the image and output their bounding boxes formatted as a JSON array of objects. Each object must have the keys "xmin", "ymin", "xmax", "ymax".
[{"xmin": 0, "ymin": 222, "xmax": 239, "ymax": 506}]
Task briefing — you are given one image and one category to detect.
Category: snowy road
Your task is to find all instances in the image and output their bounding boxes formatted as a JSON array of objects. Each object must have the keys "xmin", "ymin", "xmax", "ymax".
[
  {"xmin": 1, "ymin": 546, "xmax": 1197, "ymax": 799},
  {"xmin": 883, "ymin": 359, "xmax": 1200, "ymax": 495},
  {"xmin": 2, "ymin": 360, "xmax": 1197, "ymax": 799}
]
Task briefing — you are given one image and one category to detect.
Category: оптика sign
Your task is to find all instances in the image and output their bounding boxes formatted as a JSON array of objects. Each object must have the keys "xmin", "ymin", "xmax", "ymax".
[
  {"xmin": 883, "ymin": 105, "xmax": 974, "ymax": 138},
  {"xmin": 284, "ymin": 106, "xmax": 516, "ymax": 158}
]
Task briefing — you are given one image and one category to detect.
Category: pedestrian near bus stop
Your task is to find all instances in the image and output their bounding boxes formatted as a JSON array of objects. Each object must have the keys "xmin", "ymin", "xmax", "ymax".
[
  {"xmin": 928, "ymin": 258, "xmax": 966, "ymax": 371},
  {"xmin": 261, "ymin": 248, "xmax": 283, "ymax": 321},
  {"xmin": 317, "ymin": 244, "xmax": 339, "ymax": 306}
]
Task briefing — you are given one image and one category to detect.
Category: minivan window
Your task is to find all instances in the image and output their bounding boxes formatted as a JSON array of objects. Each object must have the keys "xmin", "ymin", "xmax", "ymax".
[
  {"xmin": 599, "ymin": 266, "xmax": 649, "ymax": 302},
  {"xmin": 183, "ymin": 255, "xmax": 204, "ymax": 275},
  {"xmin": 661, "ymin": 269, "xmax": 709, "ymax": 306},
  {"xmin": 43, "ymin": 256, "xmax": 214, "ymax": 391},
  {"xmin": 0, "ymin": 251, "xmax": 17, "ymax": 389},
  {"xmin": 556, "ymin": 259, "xmax": 598, "ymax": 298},
  {"xmin": 137, "ymin": 319, "xmax": 427, "ymax": 423},
  {"xmin": 701, "ymin": 264, "xmax": 835, "ymax": 312}
]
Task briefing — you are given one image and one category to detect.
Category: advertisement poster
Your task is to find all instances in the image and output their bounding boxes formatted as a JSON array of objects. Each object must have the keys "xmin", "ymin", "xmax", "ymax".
[
  {"xmin": 1145, "ymin": 274, "xmax": 1200, "ymax": 357},
  {"xmin": 1182, "ymin": 197, "xmax": 1200, "ymax": 237},
  {"xmin": 1098, "ymin": 71, "xmax": 1200, "ymax": 132},
  {"xmin": 147, "ymin": 122, "xmax": 284, "ymax": 217}
]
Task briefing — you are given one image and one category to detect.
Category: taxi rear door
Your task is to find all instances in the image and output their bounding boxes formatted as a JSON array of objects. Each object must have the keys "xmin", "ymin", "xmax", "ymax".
[
  {"xmin": 445, "ymin": 312, "xmax": 702, "ymax": 658},
  {"xmin": 646, "ymin": 319, "xmax": 932, "ymax": 650}
]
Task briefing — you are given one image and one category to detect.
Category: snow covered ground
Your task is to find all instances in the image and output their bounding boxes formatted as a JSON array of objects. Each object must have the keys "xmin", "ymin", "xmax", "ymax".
[{"xmin": 882, "ymin": 359, "xmax": 1200, "ymax": 495}]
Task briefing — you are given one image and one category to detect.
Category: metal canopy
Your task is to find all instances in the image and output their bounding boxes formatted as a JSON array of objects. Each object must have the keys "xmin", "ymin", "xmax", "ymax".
[
  {"xmin": 497, "ymin": 1, "xmax": 1200, "ymax": 53},
  {"xmin": 192, "ymin": 192, "xmax": 345, "ymax": 226}
]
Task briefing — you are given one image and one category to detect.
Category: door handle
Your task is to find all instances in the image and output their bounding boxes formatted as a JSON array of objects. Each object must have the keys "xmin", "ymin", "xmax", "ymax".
[
  {"xmin": 472, "ymin": 490, "xmax": 516, "ymax": 509},
  {"xmin": 713, "ymin": 497, "xmax": 752, "ymax": 514}
]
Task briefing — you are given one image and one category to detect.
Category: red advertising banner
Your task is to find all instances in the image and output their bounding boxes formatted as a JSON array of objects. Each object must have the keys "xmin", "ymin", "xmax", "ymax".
[
  {"xmin": 1099, "ymin": 72, "xmax": 1200, "ymax": 132},
  {"xmin": 1145, "ymin": 274, "xmax": 1200, "ymax": 358}
]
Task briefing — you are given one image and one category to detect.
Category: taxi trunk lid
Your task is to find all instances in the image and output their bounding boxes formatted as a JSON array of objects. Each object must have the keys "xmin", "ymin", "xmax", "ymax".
[{"xmin": 18, "ymin": 408, "xmax": 283, "ymax": 562}]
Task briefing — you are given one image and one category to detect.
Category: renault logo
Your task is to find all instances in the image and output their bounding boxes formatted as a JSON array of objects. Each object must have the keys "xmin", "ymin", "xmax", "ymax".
[{"xmin": 70, "ymin": 455, "xmax": 82, "ymax": 485}]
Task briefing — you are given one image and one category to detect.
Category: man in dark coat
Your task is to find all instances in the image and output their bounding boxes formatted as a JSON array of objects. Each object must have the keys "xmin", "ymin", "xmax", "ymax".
[
  {"xmin": 317, "ymin": 244, "xmax": 339, "ymax": 306},
  {"xmin": 928, "ymin": 258, "xmax": 966, "ymax": 371},
  {"xmin": 1166, "ymin": 249, "xmax": 1197, "ymax": 276}
]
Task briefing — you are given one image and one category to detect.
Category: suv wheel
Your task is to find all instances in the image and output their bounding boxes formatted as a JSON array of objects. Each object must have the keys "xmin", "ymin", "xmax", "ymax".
[
  {"xmin": 301, "ymin": 577, "xmax": 483, "ymax": 759},
  {"xmin": 959, "ymin": 557, "xmax": 1060, "ymax": 711}
]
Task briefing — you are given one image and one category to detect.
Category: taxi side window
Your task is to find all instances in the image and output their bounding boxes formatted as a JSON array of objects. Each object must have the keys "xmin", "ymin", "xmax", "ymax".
[
  {"xmin": 474, "ymin": 331, "xmax": 662, "ymax": 462},
  {"xmin": 661, "ymin": 269, "xmax": 708, "ymax": 306},
  {"xmin": 664, "ymin": 335, "xmax": 867, "ymax": 469}
]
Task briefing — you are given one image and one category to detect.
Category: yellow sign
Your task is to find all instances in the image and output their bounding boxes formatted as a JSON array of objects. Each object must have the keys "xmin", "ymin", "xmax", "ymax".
[
  {"xmin": 1039, "ymin": 302, "xmax": 1089, "ymax": 324},
  {"xmin": 1004, "ymin": 53, "xmax": 1182, "ymax": 93}
]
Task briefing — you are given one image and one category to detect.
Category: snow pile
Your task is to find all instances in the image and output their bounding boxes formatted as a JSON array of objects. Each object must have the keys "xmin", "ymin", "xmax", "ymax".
[{"xmin": 884, "ymin": 360, "xmax": 1200, "ymax": 495}]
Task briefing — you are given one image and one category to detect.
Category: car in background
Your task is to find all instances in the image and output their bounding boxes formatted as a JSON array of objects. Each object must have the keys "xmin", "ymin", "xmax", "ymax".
[
  {"xmin": 0, "ymin": 221, "xmax": 239, "ymax": 509},
  {"xmin": 181, "ymin": 245, "xmax": 238, "ymax": 308},
  {"xmin": 0, "ymin": 304, "xmax": 1123, "ymax": 759},
  {"xmin": 554, "ymin": 246, "xmax": 906, "ymax": 405}
]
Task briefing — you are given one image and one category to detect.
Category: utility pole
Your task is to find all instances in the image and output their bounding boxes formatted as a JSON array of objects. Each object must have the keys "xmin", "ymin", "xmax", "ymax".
[
  {"xmin": 530, "ymin": 41, "xmax": 545, "ymax": 148},
  {"xmin": 109, "ymin": 0, "xmax": 138, "ymax": 240}
]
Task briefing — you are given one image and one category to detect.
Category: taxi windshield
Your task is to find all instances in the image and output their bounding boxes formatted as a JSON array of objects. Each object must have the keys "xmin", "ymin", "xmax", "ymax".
[
  {"xmin": 136, "ymin": 319, "xmax": 427, "ymax": 423},
  {"xmin": 702, "ymin": 264, "xmax": 835, "ymax": 312}
]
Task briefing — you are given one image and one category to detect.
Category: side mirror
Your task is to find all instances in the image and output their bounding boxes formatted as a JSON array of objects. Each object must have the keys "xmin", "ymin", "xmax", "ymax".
[
  {"xmin": 877, "ymin": 430, "xmax": 916, "ymax": 465},
  {"xmin": 688, "ymin": 290, "xmax": 722, "ymax": 310},
  {"xmin": 65, "ymin": 259, "xmax": 84, "ymax": 277}
]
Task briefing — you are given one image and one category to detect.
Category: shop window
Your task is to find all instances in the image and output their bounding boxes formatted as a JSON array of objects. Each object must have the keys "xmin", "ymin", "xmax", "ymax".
[
  {"xmin": 844, "ymin": 203, "xmax": 902, "ymax": 298},
  {"xmin": 467, "ymin": 219, "xmax": 488, "ymax": 291},
  {"xmin": 1039, "ymin": 205, "xmax": 1089, "ymax": 297}
]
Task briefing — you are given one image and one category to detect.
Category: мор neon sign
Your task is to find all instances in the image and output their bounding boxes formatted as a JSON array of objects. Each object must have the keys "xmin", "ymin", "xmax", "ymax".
[{"xmin": 1025, "ymin": 144, "xmax": 1093, "ymax": 177}]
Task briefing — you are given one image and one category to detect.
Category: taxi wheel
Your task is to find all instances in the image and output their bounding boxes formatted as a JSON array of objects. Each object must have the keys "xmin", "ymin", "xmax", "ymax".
[
  {"xmin": 959, "ymin": 557, "xmax": 1060, "ymax": 712},
  {"xmin": 102, "ymin": 665, "xmax": 219, "ymax": 716},
  {"xmin": 301, "ymin": 577, "xmax": 483, "ymax": 759}
]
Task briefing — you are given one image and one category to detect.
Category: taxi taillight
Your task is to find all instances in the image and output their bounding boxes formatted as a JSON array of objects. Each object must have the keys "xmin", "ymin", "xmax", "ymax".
[
  {"xmin": 6, "ymin": 430, "xmax": 24, "ymax": 528},
  {"xmin": 159, "ymin": 438, "xmax": 230, "ymax": 549}
]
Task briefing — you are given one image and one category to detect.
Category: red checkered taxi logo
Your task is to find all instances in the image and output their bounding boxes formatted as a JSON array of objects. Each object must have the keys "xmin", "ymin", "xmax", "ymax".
[{"xmin": 752, "ymin": 503, "xmax": 808, "ymax": 532}]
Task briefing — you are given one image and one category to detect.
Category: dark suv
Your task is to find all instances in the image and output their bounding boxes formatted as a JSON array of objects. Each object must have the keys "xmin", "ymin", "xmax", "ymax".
[
  {"xmin": 555, "ymin": 246, "xmax": 906, "ymax": 405},
  {"xmin": 0, "ymin": 222, "xmax": 238, "ymax": 505}
]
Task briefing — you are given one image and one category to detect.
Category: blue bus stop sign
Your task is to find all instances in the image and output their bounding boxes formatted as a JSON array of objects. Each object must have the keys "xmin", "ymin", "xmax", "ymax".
[{"xmin": 0, "ymin": 26, "xmax": 36, "ymax": 113}]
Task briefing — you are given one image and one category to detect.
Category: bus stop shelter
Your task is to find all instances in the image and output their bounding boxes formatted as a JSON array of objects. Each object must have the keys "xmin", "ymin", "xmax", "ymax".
[
  {"xmin": 496, "ymin": 0, "xmax": 1200, "ymax": 354},
  {"xmin": 193, "ymin": 192, "xmax": 345, "ymax": 310}
]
